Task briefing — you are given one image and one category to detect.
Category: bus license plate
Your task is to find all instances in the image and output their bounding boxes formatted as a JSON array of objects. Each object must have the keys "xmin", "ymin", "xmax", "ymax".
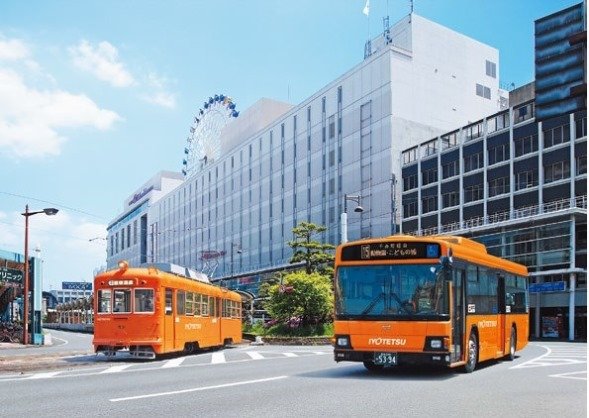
[{"xmin": 374, "ymin": 352, "xmax": 397, "ymax": 366}]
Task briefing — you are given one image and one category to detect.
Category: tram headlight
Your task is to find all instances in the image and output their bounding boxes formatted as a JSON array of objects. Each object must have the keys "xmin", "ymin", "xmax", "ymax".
[{"xmin": 430, "ymin": 339, "xmax": 442, "ymax": 349}]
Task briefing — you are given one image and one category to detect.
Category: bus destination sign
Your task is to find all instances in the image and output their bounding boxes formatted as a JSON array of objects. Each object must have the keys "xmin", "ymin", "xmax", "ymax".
[{"xmin": 341, "ymin": 242, "xmax": 441, "ymax": 261}]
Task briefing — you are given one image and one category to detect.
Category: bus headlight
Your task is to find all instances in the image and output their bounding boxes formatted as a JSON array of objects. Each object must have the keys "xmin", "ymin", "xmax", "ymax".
[{"xmin": 336, "ymin": 335, "xmax": 351, "ymax": 348}]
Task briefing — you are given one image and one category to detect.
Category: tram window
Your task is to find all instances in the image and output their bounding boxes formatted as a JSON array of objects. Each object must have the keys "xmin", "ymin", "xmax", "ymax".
[
  {"xmin": 209, "ymin": 297, "xmax": 216, "ymax": 317},
  {"xmin": 177, "ymin": 291, "xmax": 186, "ymax": 315},
  {"xmin": 113, "ymin": 289, "xmax": 131, "ymax": 313},
  {"xmin": 201, "ymin": 295, "xmax": 210, "ymax": 316},
  {"xmin": 98, "ymin": 290, "xmax": 111, "ymax": 313},
  {"xmin": 134, "ymin": 289, "xmax": 154, "ymax": 313},
  {"xmin": 165, "ymin": 289, "xmax": 173, "ymax": 315},
  {"xmin": 194, "ymin": 293, "xmax": 201, "ymax": 316},
  {"xmin": 185, "ymin": 292, "xmax": 194, "ymax": 316}
]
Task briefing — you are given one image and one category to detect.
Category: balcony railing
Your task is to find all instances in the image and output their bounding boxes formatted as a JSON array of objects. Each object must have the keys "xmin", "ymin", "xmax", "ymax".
[{"xmin": 416, "ymin": 195, "xmax": 587, "ymax": 236}]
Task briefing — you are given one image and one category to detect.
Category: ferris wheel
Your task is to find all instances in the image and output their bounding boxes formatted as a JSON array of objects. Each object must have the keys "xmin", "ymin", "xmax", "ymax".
[{"xmin": 182, "ymin": 94, "xmax": 239, "ymax": 177}]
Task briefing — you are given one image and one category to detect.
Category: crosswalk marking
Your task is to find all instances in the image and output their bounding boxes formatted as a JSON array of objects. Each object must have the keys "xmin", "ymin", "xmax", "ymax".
[
  {"xmin": 211, "ymin": 352, "xmax": 226, "ymax": 364},
  {"xmin": 162, "ymin": 357, "xmax": 186, "ymax": 368},
  {"xmin": 100, "ymin": 364, "xmax": 133, "ymax": 373},
  {"xmin": 246, "ymin": 351, "xmax": 264, "ymax": 360}
]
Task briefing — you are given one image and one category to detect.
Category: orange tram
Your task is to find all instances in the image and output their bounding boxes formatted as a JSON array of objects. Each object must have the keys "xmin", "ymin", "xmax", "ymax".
[
  {"xmin": 333, "ymin": 235, "xmax": 529, "ymax": 372},
  {"xmin": 93, "ymin": 261, "xmax": 242, "ymax": 359}
]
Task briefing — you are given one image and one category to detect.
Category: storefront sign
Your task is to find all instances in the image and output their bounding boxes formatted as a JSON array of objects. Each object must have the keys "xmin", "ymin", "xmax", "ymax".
[
  {"xmin": 0, "ymin": 267, "xmax": 23, "ymax": 283},
  {"xmin": 529, "ymin": 281, "xmax": 566, "ymax": 293}
]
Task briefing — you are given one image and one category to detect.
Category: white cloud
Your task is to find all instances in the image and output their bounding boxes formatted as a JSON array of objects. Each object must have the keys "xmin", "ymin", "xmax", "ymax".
[
  {"xmin": 70, "ymin": 40, "xmax": 135, "ymax": 88},
  {"xmin": 0, "ymin": 210, "xmax": 107, "ymax": 287},
  {"xmin": 0, "ymin": 38, "xmax": 30, "ymax": 61},
  {"xmin": 0, "ymin": 68, "xmax": 121, "ymax": 158},
  {"xmin": 141, "ymin": 72, "xmax": 176, "ymax": 108}
]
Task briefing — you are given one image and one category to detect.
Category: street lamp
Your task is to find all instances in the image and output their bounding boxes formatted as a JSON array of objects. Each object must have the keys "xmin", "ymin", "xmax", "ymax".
[
  {"xmin": 341, "ymin": 194, "xmax": 364, "ymax": 244},
  {"xmin": 22, "ymin": 205, "xmax": 58, "ymax": 345},
  {"xmin": 230, "ymin": 243, "xmax": 243, "ymax": 279}
]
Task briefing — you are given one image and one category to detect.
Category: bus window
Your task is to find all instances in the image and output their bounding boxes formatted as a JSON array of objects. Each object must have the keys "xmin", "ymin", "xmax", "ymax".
[
  {"xmin": 134, "ymin": 289, "xmax": 154, "ymax": 313},
  {"xmin": 505, "ymin": 275, "xmax": 528, "ymax": 313},
  {"xmin": 165, "ymin": 289, "xmax": 173, "ymax": 315},
  {"xmin": 113, "ymin": 289, "xmax": 131, "ymax": 313},
  {"xmin": 98, "ymin": 289, "xmax": 111, "ymax": 313}
]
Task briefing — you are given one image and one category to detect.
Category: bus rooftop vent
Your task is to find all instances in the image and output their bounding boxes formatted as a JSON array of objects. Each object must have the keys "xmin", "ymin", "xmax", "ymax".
[{"xmin": 432, "ymin": 236, "xmax": 487, "ymax": 253}]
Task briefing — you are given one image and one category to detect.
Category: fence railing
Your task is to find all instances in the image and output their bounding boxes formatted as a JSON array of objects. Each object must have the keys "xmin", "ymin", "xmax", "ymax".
[{"xmin": 417, "ymin": 195, "xmax": 587, "ymax": 236}]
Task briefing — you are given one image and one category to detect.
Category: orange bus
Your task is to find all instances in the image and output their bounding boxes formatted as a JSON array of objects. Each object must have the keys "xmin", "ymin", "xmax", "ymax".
[
  {"xmin": 93, "ymin": 261, "xmax": 242, "ymax": 359},
  {"xmin": 333, "ymin": 235, "xmax": 529, "ymax": 372}
]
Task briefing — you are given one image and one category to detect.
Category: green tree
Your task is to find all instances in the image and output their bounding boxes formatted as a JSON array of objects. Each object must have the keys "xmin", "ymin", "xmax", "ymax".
[
  {"xmin": 265, "ymin": 271, "xmax": 333, "ymax": 327},
  {"xmin": 288, "ymin": 221, "xmax": 335, "ymax": 275}
]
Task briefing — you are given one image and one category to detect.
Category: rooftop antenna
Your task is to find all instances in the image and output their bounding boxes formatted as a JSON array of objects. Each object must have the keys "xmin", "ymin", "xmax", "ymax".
[
  {"xmin": 363, "ymin": 0, "xmax": 372, "ymax": 59},
  {"xmin": 409, "ymin": 0, "xmax": 414, "ymax": 22}
]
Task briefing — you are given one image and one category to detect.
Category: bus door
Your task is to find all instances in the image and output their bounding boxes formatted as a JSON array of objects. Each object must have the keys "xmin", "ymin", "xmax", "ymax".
[
  {"xmin": 497, "ymin": 275, "xmax": 506, "ymax": 355},
  {"xmin": 164, "ymin": 288, "xmax": 175, "ymax": 351},
  {"xmin": 451, "ymin": 269, "xmax": 465, "ymax": 363}
]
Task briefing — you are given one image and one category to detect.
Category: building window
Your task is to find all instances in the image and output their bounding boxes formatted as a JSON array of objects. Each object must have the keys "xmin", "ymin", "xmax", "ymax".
[
  {"xmin": 441, "ymin": 132, "xmax": 458, "ymax": 150},
  {"xmin": 403, "ymin": 200, "xmax": 417, "ymax": 218},
  {"xmin": 489, "ymin": 176, "xmax": 509, "ymax": 197},
  {"xmin": 403, "ymin": 174, "xmax": 418, "ymax": 191},
  {"xmin": 421, "ymin": 139, "xmax": 437, "ymax": 158},
  {"xmin": 329, "ymin": 115, "xmax": 335, "ymax": 139},
  {"xmin": 544, "ymin": 161, "xmax": 570, "ymax": 183},
  {"xmin": 442, "ymin": 160, "xmax": 459, "ymax": 179},
  {"xmin": 575, "ymin": 116, "xmax": 586, "ymax": 138},
  {"xmin": 402, "ymin": 147, "xmax": 418, "ymax": 165},
  {"xmin": 422, "ymin": 168, "xmax": 438, "ymax": 186},
  {"xmin": 464, "ymin": 152, "xmax": 483, "ymax": 172},
  {"xmin": 577, "ymin": 155, "xmax": 587, "ymax": 175},
  {"xmin": 515, "ymin": 170, "xmax": 538, "ymax": 190},
  {"xmin": 465, "ymin": 122, "xmax": 483, "ymax": 141},
  {"xmin": 442, "ymin": 191, "xmax": 459, "ymax": 208},
  {"xmin": 486, "ymin": 60, "xmax": 497, "ymax": 78},
  {"xmin": 514, "ymin": 134, "xmax": 539, "ymax": 157},
  {"xmin": 422, "ymin": 196, "xmax": 437, "ymax": 214},
  {"xmin": 544, "ymin": 124, "xmax": 570, "ymax": 148},
  {"xmin": 487, "ymin": 112, "xmax": 509, "ymax": 133},
  {"xmin": 476, "ymin": 84, "xmax": 491, "ymax": 99},
  {"xmin": 488, "ymin": 143, "xmax": 509, "ymax": 165},
  {"xmin": 513, "ymin": 102, "xmax": 534, "ymax": 124},
  {"xmin": 464, "ymin": 184, "xmax": 483, "ymax": 203}
]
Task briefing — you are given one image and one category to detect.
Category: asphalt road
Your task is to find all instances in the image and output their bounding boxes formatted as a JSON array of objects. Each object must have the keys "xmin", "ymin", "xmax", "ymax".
[{"xmin": 0, "ymin": 331, "xmax": 586, "ymax": 417}]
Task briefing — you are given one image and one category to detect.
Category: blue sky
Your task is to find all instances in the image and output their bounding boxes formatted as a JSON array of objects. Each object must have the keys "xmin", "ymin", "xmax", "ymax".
[{"xmin": 0, "ymin": 0, "xmax": 579, "ymax": 290}]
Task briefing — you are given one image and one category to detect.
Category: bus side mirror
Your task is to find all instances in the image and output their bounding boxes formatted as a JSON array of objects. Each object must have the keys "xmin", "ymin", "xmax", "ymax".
[{"xmin": 440, "ymin": 256, "xmax": 453, "ymax": 268}]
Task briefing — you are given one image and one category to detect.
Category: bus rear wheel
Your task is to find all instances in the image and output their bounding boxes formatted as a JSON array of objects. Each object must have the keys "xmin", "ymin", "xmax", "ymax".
[
  {"xmin": 506, "ymin": 327, "xmax": 516, "ymax": 361},
  {"xmin": 363, "ymin": 361, "xmax": 385, "ymax": 372},
  {"xmin": 464, "ymin": 332, "xmax": 478, "ymax": 373}
]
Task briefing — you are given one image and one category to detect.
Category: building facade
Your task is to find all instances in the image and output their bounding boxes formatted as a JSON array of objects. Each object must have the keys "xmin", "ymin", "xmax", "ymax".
[
  {"xmin": 400, "ymin": 2, "xmax": 587, "ymax": 341},
  {"xmin": 106, "ymin": 13, "xmax": 506, "ymax": 286}
]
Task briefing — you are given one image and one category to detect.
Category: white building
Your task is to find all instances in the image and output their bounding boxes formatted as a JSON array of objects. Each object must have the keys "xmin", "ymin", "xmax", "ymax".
[{"xmin": 106, "ymin": 13, "xmax": 506, "ymax": 282}]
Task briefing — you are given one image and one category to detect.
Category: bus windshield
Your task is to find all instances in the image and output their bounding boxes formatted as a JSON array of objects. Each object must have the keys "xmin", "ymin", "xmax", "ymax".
[{"xmin": 335, "ymin": 264, "xmax": 448, "ymax": 319}]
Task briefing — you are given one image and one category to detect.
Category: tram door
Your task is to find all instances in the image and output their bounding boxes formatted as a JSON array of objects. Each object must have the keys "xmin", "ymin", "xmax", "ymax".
[
  {"xmin": 164, "ymin": 288, "xmax": 175, "ymax": 351},
  {"xmin": 209, "ymin": 297, "xmax": 221, "ymax": 345}
]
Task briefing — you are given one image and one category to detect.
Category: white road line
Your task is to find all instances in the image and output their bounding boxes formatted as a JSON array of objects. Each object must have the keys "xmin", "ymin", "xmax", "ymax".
[
  {"xmin": 100, "ymin": 365, "xmax": 133, "ymax": 373},
  {"xmin": 110, "ymin": 375, "xmax": 288, "ymax": 402},
  {"xmin": 161, "ymin": 357, "xmax": 186, "ymax": 368},
  {"xmin": 246, "ymin": 351, "xmax": 264, "ymax": 360},
  {"xmin": 549, "ymin": 371, "xmax": 587, "ymax": 381},
  {"xmin": 211, "ymin": 352, "xmax": 226, "ymax": 364},
  {"xmin": 27, "ymin": 371, "xmax": 61, "ymax": 379},
  {"xmin": 283, "ymin": 352, "xmax": 298, "ymax": 358}
]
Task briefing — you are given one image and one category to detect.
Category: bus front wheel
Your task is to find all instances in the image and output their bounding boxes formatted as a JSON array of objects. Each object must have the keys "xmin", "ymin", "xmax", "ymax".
[{"xmin": 464, "ymin": 332, "xmax": 478, "ymax": 373}]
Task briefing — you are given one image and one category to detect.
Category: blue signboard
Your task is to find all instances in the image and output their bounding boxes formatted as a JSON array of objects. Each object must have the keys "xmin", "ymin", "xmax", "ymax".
[
  {"xmin": 62, "ymin": 281, "xmax": 92, "ymax": 291},
  {"xmin": 529, "ymin": 281, "xmax": 566, "ymax": 293}
]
